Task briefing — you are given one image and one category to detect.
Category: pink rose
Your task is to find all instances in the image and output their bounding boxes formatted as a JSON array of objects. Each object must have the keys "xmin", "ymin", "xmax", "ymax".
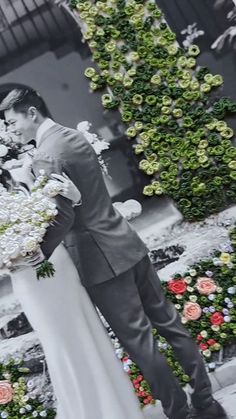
[
  {"xmin": 196, "ymin": 277, "xmax": 217, "ymax": 295},
  {"xmin": 0, "ymin": 381, "xmax": 13, "ymax": 405},
  {"xmin": 183, "ymin": 302, "xmax": 202, "ymax": 321}
]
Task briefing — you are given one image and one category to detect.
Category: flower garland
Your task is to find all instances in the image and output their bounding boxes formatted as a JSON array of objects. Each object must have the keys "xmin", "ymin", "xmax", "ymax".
[
  {"xmin": 0, "ymin": 358, "xmax": 56, "ymax": 418},
  {"xmin": 76, "ymin": 120, "xmax": 110, "ymax": 174},
  {"xmin": 104, "ymin": 225, "xmax": 236, "ymax": 407},
  {"xmin": 69, "ymin": 0, "xmax": 236, "ymax": 221}
]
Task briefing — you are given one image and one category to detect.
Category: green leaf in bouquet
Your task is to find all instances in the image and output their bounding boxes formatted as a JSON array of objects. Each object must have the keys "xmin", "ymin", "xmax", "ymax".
[{"xmin": 36, "ymin": 260, "xmax": 55, "ymax": 280}]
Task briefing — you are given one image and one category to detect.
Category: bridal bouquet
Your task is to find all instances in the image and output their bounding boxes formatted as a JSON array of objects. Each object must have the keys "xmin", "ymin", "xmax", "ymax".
[{"xmin": 0, "ymin": 170, "xmax": 63, "ymax": 279}]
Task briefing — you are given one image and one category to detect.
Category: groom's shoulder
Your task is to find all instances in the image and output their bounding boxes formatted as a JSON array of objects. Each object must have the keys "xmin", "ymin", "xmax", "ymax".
[{"xmin": 53, "ymin": 124, "xmax": 87, "ymax": 144}]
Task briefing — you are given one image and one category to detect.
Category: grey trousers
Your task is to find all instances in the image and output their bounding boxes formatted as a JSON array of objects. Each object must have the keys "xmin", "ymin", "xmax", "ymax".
[{"xmin": 87, "ymin": 256, "xmax": 213, "ymax": 419}]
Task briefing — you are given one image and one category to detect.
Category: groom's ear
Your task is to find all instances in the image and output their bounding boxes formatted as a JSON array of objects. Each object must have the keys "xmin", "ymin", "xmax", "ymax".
[{"xmin": 28, "ymin": 106, "xmax": 37, "ymax": 121}]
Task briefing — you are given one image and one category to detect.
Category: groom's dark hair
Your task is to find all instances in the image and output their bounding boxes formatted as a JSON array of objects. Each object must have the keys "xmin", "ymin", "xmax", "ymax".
[{"xmin": 0, "ymin": 88, "xmax": 48, "ymax": 117}]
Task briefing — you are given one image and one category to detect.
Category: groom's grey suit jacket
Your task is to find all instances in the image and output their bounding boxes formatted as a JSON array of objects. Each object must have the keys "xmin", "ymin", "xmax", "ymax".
[{"xmin": 32, "ymin": 123, "xmax": 148, "ymax": 287}]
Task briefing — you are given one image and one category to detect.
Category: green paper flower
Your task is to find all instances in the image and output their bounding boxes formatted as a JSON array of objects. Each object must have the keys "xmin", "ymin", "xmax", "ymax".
[
  {"xmin": 139, "ymin": 159, "xmax": 149, "ymax": 170},
  {"xmin": 172, "ymin": 108, "xmax": 183, "ymax": 118},
  {"xmin": 121, "ymin": 111, "xmax": 133, "ymax": 122},
  {"xmin": 123, "ymin": 77, "xmax": 134, "ymax": 87},
  {"xmin": 143, "ymin": 185, "xmax": 154, "ymax": 196},
  {"xmin": 179, "ymin": 80, "xmax": 190, "ymax": 89},
  {"xmin": 212, "ymin": 75, "xmax": 223, "ymax": 86},
  {"xmin": 84, "ymin": 67, "xmax": 96, "ymax": 78},
  {"xmin": 132, "ymin": 94, "xmax": 143, "ymax": 105},
  {"xmin": 221, "ymin": 128, "xmax": 234, "ymax": 139},
  {"xmin": 134, "ymin": 144, "xmax": 144, "ymax": 154},
  {"xmin": 228, "ymin": 161, "xmax": 236, "ymax": 170},
  {"xmin": 134, "ymin": 121, "xmax": 143, "ymax": 131},
  {"xmin": 146, "ymin": 95, "xmax": 157, "ymax": 106},
  {"xmin": 188, "ymin": 44, "xmax": 200, "ymax": 57},
  {"xmin": 167, "ymin": 44, "xmax": 179, "ymax": 55},
  {"xmin": 105, "ymin": 40, "xmax": 117, "ymax": 53},
  {"xmin": 200, "ymin": 83, "xmax": 211, "ymax": 93},
  {"xmin": 126, "ymin": 127, "xmax": 137, "ymax": 137},
  {"xmin": 130, "ymin": 51, "xmax": 140, "ymax": 61}
]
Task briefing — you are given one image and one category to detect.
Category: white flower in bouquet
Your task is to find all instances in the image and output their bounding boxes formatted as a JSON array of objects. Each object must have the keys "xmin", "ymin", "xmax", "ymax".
[
  {"xmin": 22, "ymin": 237, "xmax": 38, "ymax": 253},
  {"xmin": 0, "ymin": 144, "xmax": 8, "ymax": 157}
]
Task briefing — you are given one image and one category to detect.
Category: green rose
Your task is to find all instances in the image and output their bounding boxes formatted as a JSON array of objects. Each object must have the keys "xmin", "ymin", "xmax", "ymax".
[
  {"xmin": 134, "ymin": 121, "xmax": 143, "ymax": 131},
  {"xmin": 188, "ymin": 44, "xmax": 200, "ymax": 57},
  {"xmin": 146, "ymin": 95, "xmax": 157, "ymax": 106},
  {"xmin": 186, "ymin": 57, "xmax": 196, "ymax": 68},
  {"xmin": 143, "ymin": 185, "xmax": 154, "ymax": 196},
  {"xmin": 130, "ymin": 51, "xmax": 140, "ymax": 61},
  {"xmin": 84, "ymin": 67, "xmax": 96, "ymax": 78},
  {"xmin": 172, "ymin": 108, "xmax": 183, "ymax": 118},
  {"xmin": 167, "ymin": 44, "xmax": 179, "ymax": 56},
  {"xmin": 200, "ymin": 83, "xmax": 211, "ymax": 93},
  {"xmin": 132, "ymin": 94, "xmax": 143, "ymax": 105},
  {"xmin": 221, "ymin": 128, "xmax": 234, "ymax": 139},
  {"xmin": 228, "ymin": 161, "xmax": 236, "ymax": 170},
  {"xmin": 126, "ymin": 127, "xmax": 137, "ymax": 137},
  {"xmin": 134, "ymin": 144, "xmax": 144, "ymax": 154},
  {"xmin": 121, "ymin": 111, "xmax": 133, "ymax": 122},
  {"xmin": 212, "ymin": 75, "xmax": 223, "ymax": 86}
]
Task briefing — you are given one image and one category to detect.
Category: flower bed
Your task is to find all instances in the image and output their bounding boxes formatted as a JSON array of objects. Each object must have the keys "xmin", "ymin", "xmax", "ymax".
[
  {"xmin": 0, "ymin": 358, "xmax": 56, "ymax": 418},
  {"xmin": 108, "ymin": 224, "xmax": 236, "ymax": 407}
]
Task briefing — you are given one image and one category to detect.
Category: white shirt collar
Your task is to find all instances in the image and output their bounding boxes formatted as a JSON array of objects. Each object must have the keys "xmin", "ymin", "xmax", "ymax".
[{"xmin": 36, "ymin": 118, "xmax": 56, "ymax": 148}]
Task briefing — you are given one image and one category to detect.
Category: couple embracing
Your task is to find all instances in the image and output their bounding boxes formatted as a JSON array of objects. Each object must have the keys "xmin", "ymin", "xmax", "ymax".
[{"xmin": 0, "ymin": 88, "xmax": 227, "ymax": 419}]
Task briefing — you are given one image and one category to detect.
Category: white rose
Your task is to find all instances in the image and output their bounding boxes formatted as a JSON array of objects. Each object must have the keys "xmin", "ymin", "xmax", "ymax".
[
  {"xmin": 0, "ymin": 210, "xmax": 9, "ymax": 225},
  {"xmin": 0, "ymin": 144, "xmax": 8, "ymax": 157},
  {"xmin": 22, "ymin": 238, "xmax": 38, "ymax": 253},
  {"xmin": 5, "ymin": 243, "xmax": 21, "ymax": 258}
]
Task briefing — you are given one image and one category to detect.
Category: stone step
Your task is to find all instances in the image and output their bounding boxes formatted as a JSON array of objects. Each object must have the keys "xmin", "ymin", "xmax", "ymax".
[
  {"xmin": 0, "ymin": 293, "xmax": 22, "ymax": 317},
  {"xmin": 0, "ymin": 331, "xmax": 39, "ymax": 362},
  {"xmin": 0, "ymin": 312, "xmax": 33, "ymax": 340}
]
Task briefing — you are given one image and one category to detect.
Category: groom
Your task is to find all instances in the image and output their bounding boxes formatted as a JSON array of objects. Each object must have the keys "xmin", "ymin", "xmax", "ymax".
[{"xmin": 0, "ymin": 88, "xmax": 228, "ymax": 419}]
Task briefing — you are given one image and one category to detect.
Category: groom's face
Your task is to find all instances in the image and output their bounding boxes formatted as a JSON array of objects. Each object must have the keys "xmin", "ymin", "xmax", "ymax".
[{"xmin": 4, "ymin": 107, "xmax": 37, "ymax": 145}]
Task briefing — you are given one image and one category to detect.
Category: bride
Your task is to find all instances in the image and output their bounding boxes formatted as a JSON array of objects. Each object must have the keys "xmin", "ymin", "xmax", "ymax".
[{"xmin": 0, "ymin": 167, "xmax": 145, "ymax": 419}]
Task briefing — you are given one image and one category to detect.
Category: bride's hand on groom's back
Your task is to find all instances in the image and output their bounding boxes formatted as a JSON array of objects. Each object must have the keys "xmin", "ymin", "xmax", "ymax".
[
  {"xmin": 10, "ymin": 249, "xmax": 45, "ymax": 272},
  {"xmin": 51, "ymin": 173, "xmax": 82, "ymax": 206}
]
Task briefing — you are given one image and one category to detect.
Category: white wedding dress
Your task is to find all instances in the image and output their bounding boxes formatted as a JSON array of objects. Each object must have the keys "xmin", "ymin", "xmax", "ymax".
[{"xmin": 11, "ymin": 244, "xmax": 145, "ymax": 419}]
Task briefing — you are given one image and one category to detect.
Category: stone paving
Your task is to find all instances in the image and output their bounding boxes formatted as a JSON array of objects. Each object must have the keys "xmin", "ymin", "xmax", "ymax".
[{"xmin": 143, "ymin": 359, "xmax": 236, "ymax": 419}]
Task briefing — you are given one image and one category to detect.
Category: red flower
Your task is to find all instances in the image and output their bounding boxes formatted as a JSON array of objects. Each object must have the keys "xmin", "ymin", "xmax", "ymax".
[
  {"xmin": 167, "ymin": 279, "xmax": 187, "ymax": 295},
  {"xmin": 210, "ymin": 312, "xmax": 224, "ymax": 326},
  {"xmin": 207, "ymin": 339, "xmax": 216, "ymax": 346},
  {"xmin": 199, "ymin": 343, "xmax": 208, "ymax": 351},
  {"xmin": 196, "ymin": 334, "xmax": 203, "ymax": 341}
]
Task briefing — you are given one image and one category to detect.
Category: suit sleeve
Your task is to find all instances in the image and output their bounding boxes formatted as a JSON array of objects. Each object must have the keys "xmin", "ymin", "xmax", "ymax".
[{"xmin": 32, "ymin": 154, "xmax": 75, "ymax": 259}]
